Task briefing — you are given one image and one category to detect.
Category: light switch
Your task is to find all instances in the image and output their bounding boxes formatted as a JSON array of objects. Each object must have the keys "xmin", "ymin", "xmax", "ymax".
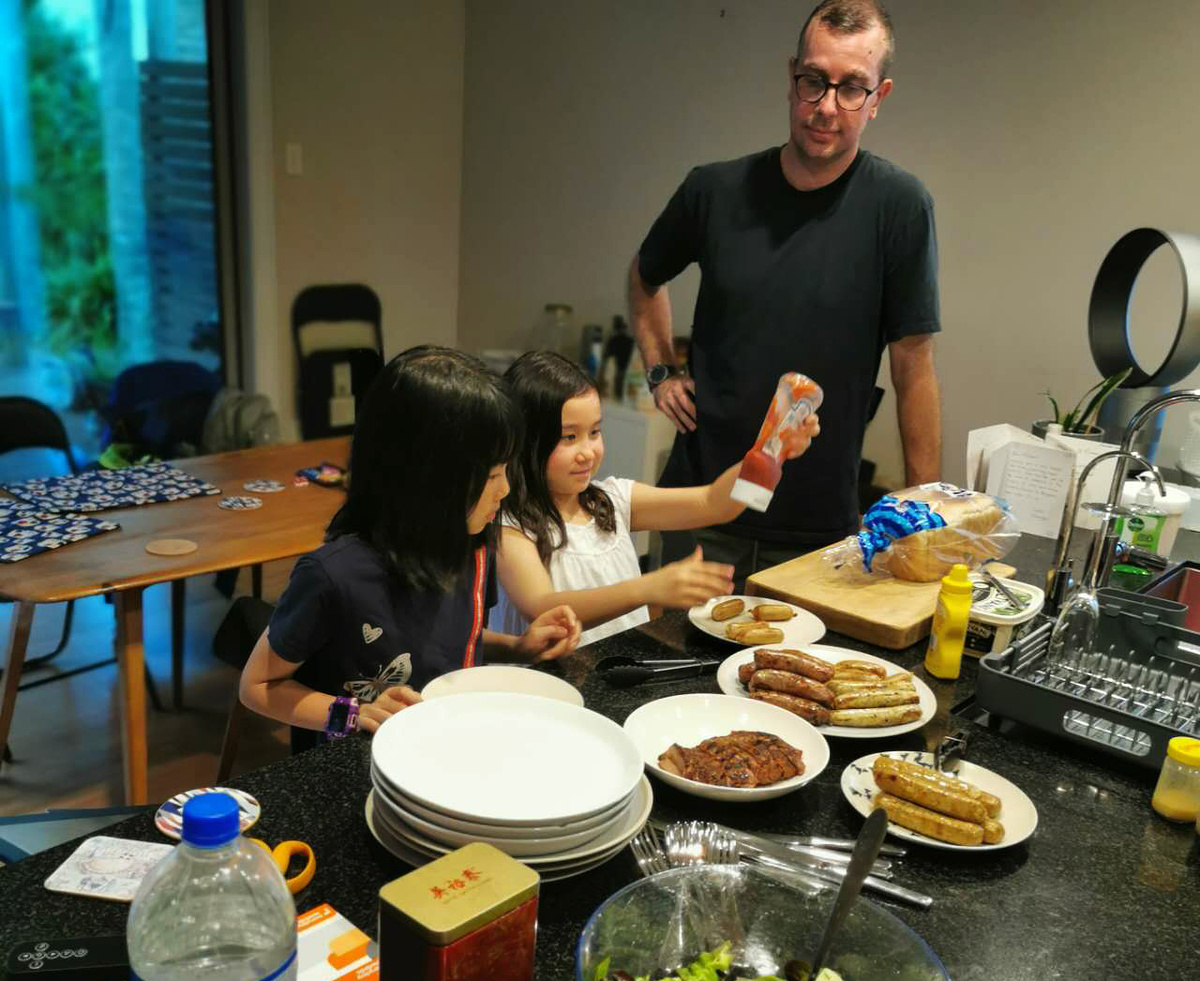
[{"xmin": 285, "ymin": 142, "xmax": 303, "ymax": 176}]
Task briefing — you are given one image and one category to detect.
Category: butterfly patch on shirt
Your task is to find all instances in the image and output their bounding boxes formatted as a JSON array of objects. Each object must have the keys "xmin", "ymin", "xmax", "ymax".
[{"xmin": 344, "ymin": 651, "xmax": 412, "ymax": 703}]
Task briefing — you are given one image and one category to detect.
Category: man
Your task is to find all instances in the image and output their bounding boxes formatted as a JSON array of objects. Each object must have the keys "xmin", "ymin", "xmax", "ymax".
[{"xmin": 629, "ymin": 0, "xmax": 941, "ymax": 586}]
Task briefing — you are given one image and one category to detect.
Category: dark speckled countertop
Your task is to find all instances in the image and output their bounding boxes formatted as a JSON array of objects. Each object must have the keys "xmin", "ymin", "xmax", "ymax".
[{"xmin": 2, "ymin": 533, "xmax": 1198, "ymax": 981}]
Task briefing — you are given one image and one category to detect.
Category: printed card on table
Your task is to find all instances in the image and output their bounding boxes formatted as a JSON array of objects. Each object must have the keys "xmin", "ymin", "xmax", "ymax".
[{"xmin": 297, "ymin": 904, "xmax": 378, "ymax": 981}]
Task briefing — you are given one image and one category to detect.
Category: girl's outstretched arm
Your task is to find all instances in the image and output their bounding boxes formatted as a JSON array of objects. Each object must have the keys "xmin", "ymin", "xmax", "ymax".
[
  {"xmin": 497, "ymin": 527, "xmax": 732, "ymax": 628},
  {"xmin": 629, "ymin": 413, "xmax": 820, "ymax": 532},
  {"xmin": 480, "ymin": 604, "xmax": 582, "ymax": 663},
  {"xmin": 239, "ymin": 629, "xmax": 419, "ymax": 734}
]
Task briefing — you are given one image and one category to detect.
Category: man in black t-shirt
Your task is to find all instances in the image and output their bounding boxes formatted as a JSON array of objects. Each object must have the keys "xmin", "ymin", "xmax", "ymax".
[{"xmin": 630, "ymin": 0, "xmax": 941, "ymax": 585}]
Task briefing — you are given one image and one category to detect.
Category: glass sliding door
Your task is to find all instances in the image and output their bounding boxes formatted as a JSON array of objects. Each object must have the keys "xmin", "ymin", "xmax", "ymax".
[{"xmin": 0, "ymin": 0, "xmax": 226, "ymax": 465}]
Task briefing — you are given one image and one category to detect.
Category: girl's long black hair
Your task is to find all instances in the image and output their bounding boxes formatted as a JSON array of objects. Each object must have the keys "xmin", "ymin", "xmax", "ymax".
[
  {"xmin": 502, "ymin": 351, "xmax": 615, "ymax": 565},
  {"xmin": 328, "ymin": 345, "xmax": 523, "ymax": 591}
]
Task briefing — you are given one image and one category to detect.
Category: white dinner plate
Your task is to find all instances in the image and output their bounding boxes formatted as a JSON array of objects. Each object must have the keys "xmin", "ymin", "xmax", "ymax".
[
  {"xmin": 364, "ymin": 793, "xmax": 629, "ymax": 882},
  {"xmin": 622, "ymin": 693, "xmax": 829, "ymax": 802},
  {"xmin": 370, "ymin": 762, "xmax": 630, "ymax": 839},
  {"xmin": 421, "ymin": 664, "xmax": 583, "ymax": 707},
  {"xmin": 372, "ymin": 692, "xmax": 643, "ymax": 825},
  {"xmin": 371, "ymin": 780, "xmax": 620, "ymax": 856},
  {"xmin": 367, "ymin": 774, "xmax": 652, "ymax": 866},
  {"xmin": 688, "ymin": 595, "xmax": 825, "ymax": 647},
  {"xmin": 840, "ymin": 751, "xmax": 1039, "ymax": 852},
  {"xmin": 716, "ymin": 644, "xmax": 936, "ymax": 739}
]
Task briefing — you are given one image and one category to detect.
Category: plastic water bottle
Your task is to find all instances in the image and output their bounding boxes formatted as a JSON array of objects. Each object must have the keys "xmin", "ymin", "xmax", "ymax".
[{"xmin": 127, "ymin": 792, "xmax": 298, "ymax": 980}]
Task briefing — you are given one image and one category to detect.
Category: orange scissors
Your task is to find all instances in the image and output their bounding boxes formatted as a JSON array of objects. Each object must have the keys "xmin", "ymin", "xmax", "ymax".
[{"xmin": 246, "ymin": 838, "xmax": 316, "ymax": 894}]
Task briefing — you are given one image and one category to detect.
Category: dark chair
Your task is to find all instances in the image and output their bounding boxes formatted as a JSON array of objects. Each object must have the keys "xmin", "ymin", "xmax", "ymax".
[
  {"xmin": 101, "ymin": 359, "xmax": 222, "ymax": 459},
  {"xmin": 0, "ymin": 397, "xmax": 163, "ymax": 768},
  {"xmin": 292, "ymin": 284, "xmax": 383, "ymax": 439},
  {"xmin": 0, "ymin": 397, "xmax": 78, "ymax": 664},
  {"xmin": 212, "ymin": 596, "xmax": 275, "ymax": 782}
]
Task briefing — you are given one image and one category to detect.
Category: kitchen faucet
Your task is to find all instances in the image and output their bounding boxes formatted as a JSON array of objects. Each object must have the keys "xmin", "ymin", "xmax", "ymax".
[
  {"xmin": 1045, "ymin": 449, "xmax": 1162, "ymax": 613},
  {"xmin": 1046, "ymin": 388, "xmax": 1200, "ymax": 612}
]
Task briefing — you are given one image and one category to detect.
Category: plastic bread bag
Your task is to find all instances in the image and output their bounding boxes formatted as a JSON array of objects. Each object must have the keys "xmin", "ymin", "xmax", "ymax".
[{"xmin": 824, "ymin": 482, "xmax": 1020, "ymax": 582}]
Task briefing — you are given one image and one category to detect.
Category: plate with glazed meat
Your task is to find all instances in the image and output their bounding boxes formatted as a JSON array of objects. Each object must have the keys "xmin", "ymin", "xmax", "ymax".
[
  {"xmin": 717, "ymin": 644, "xmax": 936, "ymax": 738},
  {"xmin": 622, "ymin": 692, "xmax": 830, "ymax": 801}
]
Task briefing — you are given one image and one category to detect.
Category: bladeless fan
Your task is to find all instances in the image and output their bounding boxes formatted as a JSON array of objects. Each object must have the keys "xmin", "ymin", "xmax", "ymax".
[{"xmin": 1088, "ymin": 227, "xmax": 1200, "ymax": 461}]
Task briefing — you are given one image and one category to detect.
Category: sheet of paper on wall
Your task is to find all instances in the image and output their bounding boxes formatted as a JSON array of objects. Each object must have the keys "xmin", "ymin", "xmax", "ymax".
[
  {"xmin": 984, "ymin": 440, "xmax": 1075, "ymax": 539},
  {"xmin": 1044, "ymin": 431, "xmax": 1122, "ymax": 530},
  {"xmin": 965, "ymin": 424, "xmax": 1046, "ymax": 492}
]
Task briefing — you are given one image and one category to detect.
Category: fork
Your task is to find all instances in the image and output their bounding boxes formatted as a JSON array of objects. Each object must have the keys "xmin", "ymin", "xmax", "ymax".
[
  {"xmin": 629, "ymin": 825, "xmax": 669, "ymax": 877},
  {"xmin": 691, "ymin": 822, "xmax": 932, "ymax": 909}
]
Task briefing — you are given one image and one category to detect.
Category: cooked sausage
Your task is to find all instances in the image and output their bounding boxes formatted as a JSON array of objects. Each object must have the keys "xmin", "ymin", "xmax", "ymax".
[
  {"xmin": 832, "ymin": 660, "xmax": 887, "ymax": 679},
  {"xmin": 737, "ymin": 662, "xmax": 756, "ymax": 685},
  {"xmin": 873, "ymin": 793, "xmax": 985, "ymax": 846},
  {"xmin": 711, "ymin": 598, "xmax": 745, "ymax": 622},
  {"xmin": 873, "ymin": 767, "xmax": 990, "ymax": 823},
  {"xmin": 753, "ymin": 648, "xmax": 835, "ymax": 683},
  {"xmin": 827, "ymin": 674, "xmax": 915, "ymax": 694},
  {"xmin": 734, "ymin": 624, "xmax": 784, "ymax": 645},
  {"xmin": 873, "ymin": 757, "xmax": 1002, "ymax": 818},
  {"xmin": 751, "ymin": 603, "xmax": 795, "ymax": 622},
  {"xmin": 749, "ymin": 669, "xmax": 835, "ymax": 707},
  {"xmin": 982, "ymin": 819, "xmax": 1005, "ymax": 844},
  {"xmin": 834, "ymin": 689, "xmax": 920, "ymax": 710},
  {"xmin": 749, "ymin": 690, "xmax": 831, "ymax": 726},
  {"xmin": 828, "ymin": 705, "xmax": 923, "ymax": 727}
]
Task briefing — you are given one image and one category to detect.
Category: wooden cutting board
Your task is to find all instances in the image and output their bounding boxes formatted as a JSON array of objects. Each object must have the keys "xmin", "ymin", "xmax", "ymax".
[{"xmin": 746, "ymin": 546, "xmax": 1016, "ymax": 650}]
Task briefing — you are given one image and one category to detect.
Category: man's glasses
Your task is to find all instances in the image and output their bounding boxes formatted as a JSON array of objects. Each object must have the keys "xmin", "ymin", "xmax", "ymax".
[{"xmin": 793, "ymin": 73, "xmax": 877, "ymax": 111}]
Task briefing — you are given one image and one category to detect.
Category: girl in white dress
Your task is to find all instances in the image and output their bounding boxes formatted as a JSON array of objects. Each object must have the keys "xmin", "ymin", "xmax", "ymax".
[{"xmin": 491, "ymin": 352, "xmax": 819, "ymax": 646}]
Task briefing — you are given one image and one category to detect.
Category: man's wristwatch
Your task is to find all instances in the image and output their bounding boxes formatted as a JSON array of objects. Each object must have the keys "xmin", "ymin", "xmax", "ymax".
[
  {"xmin": 324, "ymin": 696, "xmax": 360, "ymax": 739},
  {"xmin": 646, "ymin": 363, "xmax": 679, "ymax": 390}
]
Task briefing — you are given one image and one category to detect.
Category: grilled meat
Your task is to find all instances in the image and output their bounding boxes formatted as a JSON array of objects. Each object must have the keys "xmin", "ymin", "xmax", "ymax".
[{"xmin": 657, "ymin": 730, "xmax": 804, "ymax": 788}]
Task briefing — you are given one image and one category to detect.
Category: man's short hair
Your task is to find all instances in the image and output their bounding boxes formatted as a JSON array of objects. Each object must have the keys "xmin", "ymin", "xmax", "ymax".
[{"xmin": 797, "ymin": 0, "xmax": 895, "ymax": 82}]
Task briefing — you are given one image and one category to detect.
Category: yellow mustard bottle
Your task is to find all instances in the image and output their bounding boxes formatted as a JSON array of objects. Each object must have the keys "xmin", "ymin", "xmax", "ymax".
[{"xmin": 925, "ymin": 563, "xmax": 972, "ymax": 679}]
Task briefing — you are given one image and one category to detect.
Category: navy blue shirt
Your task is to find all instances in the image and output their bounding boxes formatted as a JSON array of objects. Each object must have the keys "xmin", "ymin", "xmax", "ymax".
[
  {"xmin": 269, "ymin": 535, "xmax": 496, "ymax": 750},
  {"xmin": 638, "ymin": 147, "xmax": 940, "ymax": 546}
]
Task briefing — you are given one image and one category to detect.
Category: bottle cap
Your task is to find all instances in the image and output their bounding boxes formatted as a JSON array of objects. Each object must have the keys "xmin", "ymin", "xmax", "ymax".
[
  {"xmin": 1166, "ymin": 736, "xmax": 1200, "ymax": 768},
  {"xmin": 940, "ymin": 563, "xmax": 973, "ymax": 594},
  {"xmin": 182, "ymin": 792, "xmax": 241, "ymax": 848}
]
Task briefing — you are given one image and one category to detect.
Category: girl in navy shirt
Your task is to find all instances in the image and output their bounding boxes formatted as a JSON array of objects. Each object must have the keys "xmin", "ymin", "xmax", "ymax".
[{"xmin": 240, "ymin": 346, "xmax": 580, "ymax": 744}]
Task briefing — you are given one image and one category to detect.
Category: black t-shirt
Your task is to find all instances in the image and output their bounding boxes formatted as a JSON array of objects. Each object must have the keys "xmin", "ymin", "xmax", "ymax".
[
  {"xmin": 269, "ymin": 535, "xmax": 496, "ymax": 751},
  {"xmin": 638, "ymin": 147, "xmax": 940, "ymax": 546}
]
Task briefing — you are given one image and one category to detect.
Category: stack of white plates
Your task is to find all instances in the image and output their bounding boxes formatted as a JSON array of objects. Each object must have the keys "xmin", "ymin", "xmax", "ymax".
[{"xmin": 367, "ymin": 692, "xmax": 650, "ymax": 881}]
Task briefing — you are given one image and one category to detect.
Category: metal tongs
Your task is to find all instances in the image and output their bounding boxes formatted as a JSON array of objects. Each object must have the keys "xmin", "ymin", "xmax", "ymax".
[{"xmin": 595, "ymin": 655, "xmax": 719, "ymax": 688}]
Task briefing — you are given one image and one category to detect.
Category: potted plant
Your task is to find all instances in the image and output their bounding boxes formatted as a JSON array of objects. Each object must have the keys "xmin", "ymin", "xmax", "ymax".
[{"xmin": 1032, "ymin": 367, "xmax": 1132, "ymax": 441}]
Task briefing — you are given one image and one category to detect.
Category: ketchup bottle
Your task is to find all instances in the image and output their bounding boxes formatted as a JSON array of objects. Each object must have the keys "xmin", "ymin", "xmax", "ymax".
[{"xmin": 731, "ymin": 373, "xmax": 823, "ymax": 513}]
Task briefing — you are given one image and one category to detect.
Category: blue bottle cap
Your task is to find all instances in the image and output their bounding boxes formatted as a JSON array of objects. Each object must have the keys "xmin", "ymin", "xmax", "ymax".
[{"xmin": 181, "ymin": 792, "xmax": 241, "ymax": 848}]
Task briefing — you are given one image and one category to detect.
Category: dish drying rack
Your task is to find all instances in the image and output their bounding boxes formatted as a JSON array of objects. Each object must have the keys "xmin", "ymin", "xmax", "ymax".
[{"xmin": 977, "ymin": 608, "xmax": 1200, "ymax": 768}]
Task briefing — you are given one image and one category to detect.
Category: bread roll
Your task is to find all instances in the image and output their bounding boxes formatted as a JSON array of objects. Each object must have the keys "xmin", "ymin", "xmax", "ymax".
[{"xmin": 878, "ymin": 486, "xmax": 1009, "ymax": 582}]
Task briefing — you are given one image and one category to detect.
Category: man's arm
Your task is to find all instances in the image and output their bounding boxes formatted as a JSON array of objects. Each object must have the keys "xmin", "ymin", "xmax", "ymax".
[
  {"xmin": 628, "ymin": 255, "xmax": 696, "ymax": 433},
  {"xmin": 889, "ymin": 333, "xmax": 941, "ymax": 485}
]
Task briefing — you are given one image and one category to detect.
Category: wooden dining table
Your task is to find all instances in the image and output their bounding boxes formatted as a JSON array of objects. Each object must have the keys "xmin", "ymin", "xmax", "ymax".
[{"xmin": 0, "ymin": 437, "xmax": 350, "ymax": 805}]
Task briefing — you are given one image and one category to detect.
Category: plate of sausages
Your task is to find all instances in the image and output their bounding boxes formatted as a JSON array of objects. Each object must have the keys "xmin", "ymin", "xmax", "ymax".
[
  {"xmin": 689, "ymin": 596, "xmax": 826, "ymax": 647},
  {"xmin": 715, "ymin": 644, "xmax": 936, "ymax": 737},
  {"xmin": 839, "ymin": 750, "xmax": 1038, "ymax": 851}
]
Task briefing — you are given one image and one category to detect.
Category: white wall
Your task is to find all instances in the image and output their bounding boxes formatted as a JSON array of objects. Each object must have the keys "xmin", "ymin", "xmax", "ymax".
[
  {"xmin": 243, "ymin": 0, "xmax": 465, "ymax": 438},
  {"xmin": 458, "ymin": 0, "xmax": 1200, "ymax": 487}
]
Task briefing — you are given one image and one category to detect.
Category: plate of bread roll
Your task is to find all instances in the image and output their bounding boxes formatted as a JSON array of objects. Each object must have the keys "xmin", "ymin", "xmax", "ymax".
[
  {"xmin": 716, "ymin": 644, "xmax": 935, "ymax": 737},
  {"xmin": 689, "ymin": 596, "xmax": 825, "ymax": 647},
  {"xmin": 840, "ymin": 751, "xmax": 1038, "ymax": 850}
]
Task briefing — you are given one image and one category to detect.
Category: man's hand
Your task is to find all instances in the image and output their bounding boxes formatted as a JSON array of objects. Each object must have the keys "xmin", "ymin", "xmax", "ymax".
[
  {"xmin": 357, "ymin": 685, "xmax": 421, "ymax": 734},
  {"xmin": 647, "ymin": 546, "xmax": 734, "ymax": 608},
  {"xmin": 653, "ymin": 375, "xmax": 698, "ymax": 433},
  {"xmin": 780, "ymin": 413, "xmax": 821, "ymax": 460},
  {"xmin": 518, "ymin": 605, "xmax": 582, "ymax": 662}
]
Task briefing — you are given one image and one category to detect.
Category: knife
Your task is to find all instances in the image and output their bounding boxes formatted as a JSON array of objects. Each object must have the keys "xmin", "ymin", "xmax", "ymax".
[{"xmin": 757, "ymin": 830, "xmax": 907, "ymax": 858}]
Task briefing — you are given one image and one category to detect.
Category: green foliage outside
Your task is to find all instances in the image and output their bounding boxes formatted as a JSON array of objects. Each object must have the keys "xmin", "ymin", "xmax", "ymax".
[{"xmin": 20, "ymin": 0, "xmax": 119, "ymax": 404}]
